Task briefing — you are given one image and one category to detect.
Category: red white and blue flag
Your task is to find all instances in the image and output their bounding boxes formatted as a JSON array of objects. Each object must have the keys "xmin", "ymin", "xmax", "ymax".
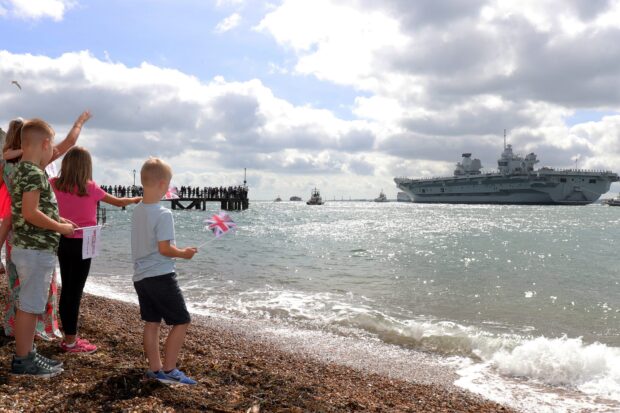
[
  {"xmin": 204, "ymin": 212, "xmax": 237, "ymax": 238},
  {"xmin": 164, "ymin": 186, "xmax": 179, "ymax": 200}
]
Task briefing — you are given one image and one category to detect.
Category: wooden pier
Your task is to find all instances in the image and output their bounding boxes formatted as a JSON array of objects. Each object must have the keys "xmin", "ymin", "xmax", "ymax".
[{"xmin": 163, "ymin": 197, "xmax": 249, "ymax": 211}]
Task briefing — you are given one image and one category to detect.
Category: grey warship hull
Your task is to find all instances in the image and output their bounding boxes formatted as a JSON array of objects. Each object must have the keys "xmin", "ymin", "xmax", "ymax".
[{"xmin": 395, "ymin": 171, "xmax": 619, "ymax": 205}]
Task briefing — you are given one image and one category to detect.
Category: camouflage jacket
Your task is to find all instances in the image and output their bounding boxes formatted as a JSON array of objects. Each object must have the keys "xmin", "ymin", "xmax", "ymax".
[{"xmin": 10, "ymin": 161, "xmax": 60, "ymax": 252}]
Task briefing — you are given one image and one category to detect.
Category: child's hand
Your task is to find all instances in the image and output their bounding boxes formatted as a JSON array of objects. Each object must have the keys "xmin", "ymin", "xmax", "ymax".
[
  {"xmin": 58, "ymin": 222, "xmax": 75, "ymax": 236},
  {"xmin": 133, "ymin": 197, "xmax": 142, "ymax": 204},
  {"xmin": 60, "ymin": 217, "xmax": 78, "ymax": 228},
  {"xmin": 180, "ymin": 247, "xmax": 198, "ymax": 259},
  {"xmin": 75, "ymin": 111, "xmax": 92, "ymax": 127}
]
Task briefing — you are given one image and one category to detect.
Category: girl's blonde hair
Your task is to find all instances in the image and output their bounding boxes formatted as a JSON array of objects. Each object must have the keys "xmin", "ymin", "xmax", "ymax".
[
  {"xmin": 3, "ymin": 118, "xmax": 24, "ymax": 163},
  {"xmin": 55, "ymin": 146, "xmax": 93, "ymax": 197}
]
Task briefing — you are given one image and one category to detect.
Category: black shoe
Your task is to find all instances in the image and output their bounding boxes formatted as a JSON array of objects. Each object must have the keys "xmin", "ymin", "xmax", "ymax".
[
  {"xmin": 32, "ymin": 344, "xmax": 63, "ymax": 369},
  {"xmin": 11, "ymin": 352, "xmax": 63, "ymax": 378}
]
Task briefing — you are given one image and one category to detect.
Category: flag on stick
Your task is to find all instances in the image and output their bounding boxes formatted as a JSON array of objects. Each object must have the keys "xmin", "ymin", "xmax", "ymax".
[
  {"xmin": 164, "ymin": 186, "xmax": 179, "ymax": 200},
  {"xmin": 204, "ymin": 212, "xmax": 237, "ymax": 239}
]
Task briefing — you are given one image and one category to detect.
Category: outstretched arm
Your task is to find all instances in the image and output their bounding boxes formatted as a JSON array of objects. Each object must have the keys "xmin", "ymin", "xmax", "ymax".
[
  {"xmin": 101, "ymin": 193, "xmax": 142, "ymax": 207},
  {"xmin": 50, "ymin": 111, "xmax": 92, "ymax": 164}
]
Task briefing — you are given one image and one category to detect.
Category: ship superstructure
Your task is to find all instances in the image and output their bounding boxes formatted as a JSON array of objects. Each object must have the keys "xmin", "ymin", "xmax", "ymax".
[{"xmin": 394, "ymin": 144, "xmax": 618, "ymax": 205}]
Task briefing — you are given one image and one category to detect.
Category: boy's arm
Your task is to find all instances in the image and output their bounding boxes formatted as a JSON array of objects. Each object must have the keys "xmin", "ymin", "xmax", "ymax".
[
  {"xmin": 50, "ymin": 111, "xmax": 92, "ymax": 164},
  {"xmin": 22, "ymin": 191, "xmax": 74, "ymax": 235},
  {"xmin": 101, "ymin": 193, "xmax": 142, "ymax": 207},
  {"xmin": 158, "ymin": 240, "xmax": 197, "ymax": 259}
]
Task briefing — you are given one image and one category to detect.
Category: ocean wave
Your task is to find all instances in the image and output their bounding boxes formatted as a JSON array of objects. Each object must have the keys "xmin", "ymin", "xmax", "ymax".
[
  {"xmin": 84, "ymin": 280, "xmax": 620, "ymax": 411},
  {"xmin": 491, "ymin": 336, "xmax": 620, "ymax": 399}
]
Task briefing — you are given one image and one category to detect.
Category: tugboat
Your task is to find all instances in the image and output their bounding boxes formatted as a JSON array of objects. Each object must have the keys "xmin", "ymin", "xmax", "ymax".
[
  {"xmin": 274, "ymin": 196, "xmax": 282, "ymax": 202},
  {"xmin": 306, "ymin": 188, "xmax": 324, "ymax": 205},
  {"xmin": 374, "ymin": 189, "xmax": 388, "ymax": 202},
  {"xmin": 290, "ymin": 196, "xmax": 302, "ymax": 201},
  {"xmin": 603, "ymin": 193, "xmax": 620, "ymax": 206}
]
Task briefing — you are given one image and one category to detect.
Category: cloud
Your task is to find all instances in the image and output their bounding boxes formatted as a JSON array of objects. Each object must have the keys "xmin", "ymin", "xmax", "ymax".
[
  {"xmin": 0, "ymin": 50, "xmax": 386, "ymax": 197},
  {"xmin": 4, "ymin": 0, "xmax": 620, "ymax": 199},
  {"xmin": 0, "ymin": 0, "xmax": 74, "ymax": 21},
  {"xmin": 215, "ymin": 12, "xmax": 241, "ymax": 33}
]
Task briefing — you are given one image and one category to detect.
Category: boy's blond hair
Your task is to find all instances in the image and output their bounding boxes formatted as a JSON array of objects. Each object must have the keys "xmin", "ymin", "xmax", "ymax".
[
  {"xmin": 21, "ymin": 118, "xmax": 55, "ymax": 147},
  {"xmin": 140, "ymin": 157, "xmax": 172, "ymax": 186}
]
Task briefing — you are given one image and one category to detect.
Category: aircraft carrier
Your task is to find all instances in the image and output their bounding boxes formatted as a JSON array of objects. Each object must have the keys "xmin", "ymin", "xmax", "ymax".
[{"xmin": 394, "ymin": 144, "xmax": 618, "ymax": 205}]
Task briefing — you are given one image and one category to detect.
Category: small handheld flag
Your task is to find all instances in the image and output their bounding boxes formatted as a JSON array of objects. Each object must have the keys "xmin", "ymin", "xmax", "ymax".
[
  {"xmin": 204, "ymin": 212, "xmax": 237, "ymax": 238},
  {"xmin": 164, "ymin": 186, "xmax": 179, "ymax": 200}
]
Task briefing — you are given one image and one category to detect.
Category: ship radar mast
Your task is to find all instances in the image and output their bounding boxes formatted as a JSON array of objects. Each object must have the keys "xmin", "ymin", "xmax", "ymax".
[{"xmin": 503, "ymin": 129, "xmax": 507, "ymax": 150}]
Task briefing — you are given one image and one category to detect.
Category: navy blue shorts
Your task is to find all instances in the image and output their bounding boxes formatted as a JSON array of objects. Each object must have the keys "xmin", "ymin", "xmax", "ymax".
[{"xmin": 133, "ymin": 273, "xmax": 191, "ymax": 325}]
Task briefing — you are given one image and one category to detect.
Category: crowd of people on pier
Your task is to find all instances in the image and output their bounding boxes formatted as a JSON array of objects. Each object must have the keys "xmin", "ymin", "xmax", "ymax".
[{"xmin": 99, "ymin": 184, "xmax": 248, "ymax": 200}]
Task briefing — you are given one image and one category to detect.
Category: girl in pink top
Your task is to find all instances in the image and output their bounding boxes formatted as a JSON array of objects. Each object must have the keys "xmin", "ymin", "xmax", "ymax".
[{"xmin": 52, "ymin": 146, "xmax": 141, "ymax": 353}]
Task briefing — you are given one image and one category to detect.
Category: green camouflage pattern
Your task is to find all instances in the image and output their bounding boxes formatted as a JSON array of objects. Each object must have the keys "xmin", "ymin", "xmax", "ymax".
[{"xmin": 10, "ymin": 161, "xmax": 60, "ymax": 252}]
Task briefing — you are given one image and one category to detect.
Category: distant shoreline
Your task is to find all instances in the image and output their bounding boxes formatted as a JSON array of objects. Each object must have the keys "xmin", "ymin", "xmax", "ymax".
[{"xmin": 0, "ymin": 289, "xmax": 514, "ymax": 412}]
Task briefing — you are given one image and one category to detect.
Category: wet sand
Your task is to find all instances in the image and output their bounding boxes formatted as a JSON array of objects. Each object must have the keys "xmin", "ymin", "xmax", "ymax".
[{"xmin": 0, "ymin": 291, "xmax": 516, "ymax": 412}]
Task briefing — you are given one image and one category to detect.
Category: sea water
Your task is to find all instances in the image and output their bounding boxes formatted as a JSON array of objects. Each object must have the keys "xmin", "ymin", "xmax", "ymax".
[{"xmin": 87, "ymin": 201, "xmax": 620, "ymax": 412}]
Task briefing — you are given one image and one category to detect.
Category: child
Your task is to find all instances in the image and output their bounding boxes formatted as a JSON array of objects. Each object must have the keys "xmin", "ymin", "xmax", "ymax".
[
  {"xmin": 51, "ymin": 146, "xmax": 141, "ymax": 353},
  {"xmin": 10, "ymin": 119, "xmax": 75, "ymax": 377},
  {"xmin": 1, "ymin": 112, "xmax": 91, "ymax": 340},
  {"xmin": 131, "ymin": 158, "xmax": 197, "ymax": 385}
]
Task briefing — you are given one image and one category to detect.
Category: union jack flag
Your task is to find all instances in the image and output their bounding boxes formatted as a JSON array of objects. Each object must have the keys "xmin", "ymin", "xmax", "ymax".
[
  {"xmin": 164, "ymin": 186, "xmax": 179, "ymax": 200},
  {"xmin": 204, "ymin": 212, "xmax": 237, "ymax": 238}
]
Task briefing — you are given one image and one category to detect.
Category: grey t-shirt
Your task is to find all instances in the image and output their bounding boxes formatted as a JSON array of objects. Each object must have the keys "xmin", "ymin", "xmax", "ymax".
[{"xmin": 131, "ymin": 202, "xmax": 176, "ymax": 282}]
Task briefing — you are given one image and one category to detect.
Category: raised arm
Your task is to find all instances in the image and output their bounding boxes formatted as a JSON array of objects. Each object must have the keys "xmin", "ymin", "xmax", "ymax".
[
  {"xmin": 3, "ymin": 149, "xmax": 23, "ymax": 161},
  {"xmin": 50, "ymin": 111, "xmax": 92, "ymax": 164}
]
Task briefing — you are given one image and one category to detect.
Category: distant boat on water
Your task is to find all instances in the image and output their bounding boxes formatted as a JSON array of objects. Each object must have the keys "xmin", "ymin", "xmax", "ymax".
[
  {"xmin": 290, "ymin": 196, "xmax": 302, "ymax": 201},
  {"xmin": 603, "ymin": 193, "xmax": 620, "ymax": 206},
  {"xmin": 274, "ymin": 196, "xmax": 282, "ymax": 202},
  {"xmin": 374, "ymin": 189, "xmax": 388, "ymax": 202},
  {"xmin": 306, "ymin": 188, "xmax": 324, "ymax": 205}
]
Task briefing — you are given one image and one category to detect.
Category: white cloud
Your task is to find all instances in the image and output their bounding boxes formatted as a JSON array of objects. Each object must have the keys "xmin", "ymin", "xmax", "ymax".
[
  {"xmin": 215, "ymin": 12, "xmax": 241, "ymax": 33},
  {"xmin": 3, "ymin": 0, "xmax": 620, "ymax": 198},
  {"xmin": 0, "ymin": 0, "xmax": 74, "ymax": 21},
  {"xmin": 257, "ymin": 0, "xmax": 408, "ymax": 91},
  {"xmin": 0, "ymin": 50, "xmax": 387, "ymax": 198}
]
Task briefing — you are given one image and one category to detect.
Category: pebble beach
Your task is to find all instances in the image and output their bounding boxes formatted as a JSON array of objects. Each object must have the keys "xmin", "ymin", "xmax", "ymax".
[{"xmin": 0, "ymin": 290, "xmax": 515, "ymax": 412}]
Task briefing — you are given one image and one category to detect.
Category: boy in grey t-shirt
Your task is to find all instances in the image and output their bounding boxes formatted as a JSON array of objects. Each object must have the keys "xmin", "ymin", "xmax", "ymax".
[{"xmin": 131, "ymin": 158, "xmax": 198, "ymax": 385}]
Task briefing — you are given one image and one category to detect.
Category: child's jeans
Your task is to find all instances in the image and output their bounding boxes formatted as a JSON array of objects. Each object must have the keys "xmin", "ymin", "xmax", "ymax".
[{"xmin": 11, "ymin": 248, "xmax": 56, "ymax": 314}]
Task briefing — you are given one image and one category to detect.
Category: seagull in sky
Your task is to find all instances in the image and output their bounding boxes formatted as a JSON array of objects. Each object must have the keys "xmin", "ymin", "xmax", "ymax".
[{"xmin": 11, "ymin": 80, "xmax": 22, "ymax": 90}]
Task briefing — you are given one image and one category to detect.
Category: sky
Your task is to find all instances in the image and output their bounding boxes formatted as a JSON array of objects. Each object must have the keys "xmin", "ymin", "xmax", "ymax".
[{"xmin": 1, "ymin": 0, "xmax": 620, "ymax": 199}]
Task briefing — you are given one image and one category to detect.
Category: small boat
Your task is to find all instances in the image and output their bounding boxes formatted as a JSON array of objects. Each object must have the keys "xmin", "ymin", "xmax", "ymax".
[
  {"xmin": 374, "ymin": 189, "xmax": 388, "ymax": 202},
  {"xmin": 290, "ymin": 196, "xmax": 302, "ymax": 201},
  {"xmin": 274, "ymin": 196, "xmax": 282, "ymax": 202},
  {"xmin": 603, "ymin": 193, "xmax": 620, "ymax": 206},
  {"xmin": 306, "ymin": 188, "xmax": 324, "ymax": 205}
]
